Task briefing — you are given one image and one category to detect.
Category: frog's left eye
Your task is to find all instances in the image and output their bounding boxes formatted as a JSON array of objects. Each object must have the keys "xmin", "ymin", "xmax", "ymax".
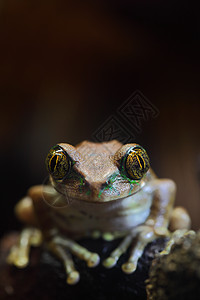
[
  {"xmin": 121, "ymin": 145, "xmax": 150, "ymax": 180},
  {"xmin": 45, "ymin": 145, "xmax": 72, "ymax": 181}
]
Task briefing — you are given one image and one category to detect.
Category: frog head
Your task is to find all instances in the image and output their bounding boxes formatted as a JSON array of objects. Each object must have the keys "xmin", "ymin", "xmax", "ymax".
[{"xmin": 45, "ymin": 140, "xmax": 150, "ymax": 203}]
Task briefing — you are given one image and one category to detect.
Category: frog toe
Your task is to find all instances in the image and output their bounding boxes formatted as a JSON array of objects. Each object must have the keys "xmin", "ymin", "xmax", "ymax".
[
  {"xmin": 14, "ymin": 255, "xmax": 29, "ymax": 268},
  {"xmin": 121, "ymin": 227, "xmax": 156, "ymax": 274},
  {"xmin": 7, "ymin": 228, "xmax": 42, "ymax": 268},
  {"xmin": 121, "ymin": 262, "xmax": 136, "ymax": 274},
  {"xmin": 103, "ymin": 257, "xmax": 117, "ymax": 268},
  {"xmin": 103, "ymin": 227, "xmax": 157, "ymax": 273},
  {"xmin": 66, "ymin": 271, "xmax": 80, "ymax": 285},
  {"xmin": 87, "ymin": 253, "xmax": 100, "ymax": 267},
  {"xmin": 47, "ymin": 235, "xmax": 100, "ymax": 284},
  {"xmin": 159, "ymin": 229, "xmax": 196, "ymax": 256},
  {"xmin": 103, "ymin": 235, "xmax": 133, "ymax": 269},
  {"xmin": 7, "ymin": 245, "xmax": 29, "ymax": 268}
]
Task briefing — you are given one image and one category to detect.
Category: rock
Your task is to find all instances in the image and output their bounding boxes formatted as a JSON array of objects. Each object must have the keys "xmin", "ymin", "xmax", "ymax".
[
  {"xmin": 146, "ymin": 230, "xmax": 200, "ymax": 300},
  {"xmin": 0, "ymin": 232, "xmax": 166, "ymax": 300}
]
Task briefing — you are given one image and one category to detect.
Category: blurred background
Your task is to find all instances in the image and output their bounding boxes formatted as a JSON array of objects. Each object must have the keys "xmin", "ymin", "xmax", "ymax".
[{"xmin": 0, "ymin": 0, "xmax": 200, "ymax": 237}]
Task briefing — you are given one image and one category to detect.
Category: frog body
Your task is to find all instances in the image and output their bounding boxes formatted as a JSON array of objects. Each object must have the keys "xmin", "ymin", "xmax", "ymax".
[
  {"xmin": 7, "ymin": 140, "xmax": 191, "ymax": 284},
  {"xmin": 49, "ymin": 187, "xmax": 152, "ymax": 236}
]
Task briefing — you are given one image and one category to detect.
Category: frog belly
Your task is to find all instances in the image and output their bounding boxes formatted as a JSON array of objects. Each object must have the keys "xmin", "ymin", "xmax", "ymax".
[{"xmin": 50, "ymin": 189, "xmax": 152, "ymax": 236}]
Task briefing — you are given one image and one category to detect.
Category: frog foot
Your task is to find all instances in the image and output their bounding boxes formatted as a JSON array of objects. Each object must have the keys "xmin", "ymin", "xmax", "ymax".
[
  {"xmin": 7, "ymin": 228, "xmax": 42, "ymax": 268},
  {"xmin": 47, "ymin": 235, "xmax": 100, "ymax": 285},
  {"xmin": 159, "ymin": 229, "xmax": 196, "ymax": 256},
  {"xmin": 103, "ymin": 225, "xmax": 164, "ymax": 274}
]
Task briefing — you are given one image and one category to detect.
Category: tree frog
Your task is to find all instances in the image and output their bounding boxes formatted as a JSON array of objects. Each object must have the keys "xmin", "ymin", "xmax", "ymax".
[{"xmin": 7, "ymin": 140, "xmax": 191, "ymax": 284}]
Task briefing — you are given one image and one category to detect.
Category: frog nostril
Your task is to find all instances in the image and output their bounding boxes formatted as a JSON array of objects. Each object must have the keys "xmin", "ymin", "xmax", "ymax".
[
  {"xmin": 102, "ymin": 181, "xmax": 111, "ymax": 190},
  {"xmin": 78, "ymin": 179, "xmax": 89, "ymax": 192},
  {"xmin": 86, "ymin": 182, "xmax": 103, "ymax": 198}
]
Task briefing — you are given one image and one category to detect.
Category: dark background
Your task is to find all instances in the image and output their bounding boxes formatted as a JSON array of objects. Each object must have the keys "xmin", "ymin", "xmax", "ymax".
[{"xmin": 0, "ymin": 0, "xmax": 200, "ymax": 237}]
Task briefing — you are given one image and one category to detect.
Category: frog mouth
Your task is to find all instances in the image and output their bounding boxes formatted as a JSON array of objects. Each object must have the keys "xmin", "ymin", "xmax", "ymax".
[
  {"xmin": 42, "ymin": 180, "xmax": 146, "ymax": 208},
  {"xmin": 50, "ymin": 177, "xmax": 146, "ymax": 204}
]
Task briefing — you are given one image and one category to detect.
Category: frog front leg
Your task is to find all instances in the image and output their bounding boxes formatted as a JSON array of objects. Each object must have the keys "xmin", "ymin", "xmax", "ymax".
[
  {"xmin": 8, "ymin": 185, "xmax": 100, "ymax": 285},
  {"xmin": 103, "ymin": 179, "xmax": 190, "ymax": 273},
  {"xmin": 7, "ymin": 193, "xmax": 43, "ymax": 268}
]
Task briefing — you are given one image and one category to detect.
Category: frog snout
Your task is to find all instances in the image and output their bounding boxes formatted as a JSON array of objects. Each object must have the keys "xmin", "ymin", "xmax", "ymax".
[{"xmin": 88, "ymin": 181, "xmax": 105, "ymax": 200}]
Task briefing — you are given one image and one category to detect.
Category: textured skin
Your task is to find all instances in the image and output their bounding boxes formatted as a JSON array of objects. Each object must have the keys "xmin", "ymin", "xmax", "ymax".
[{"xmin": 8, "ymin": 140, "xmax": 190, "ymax": 284}]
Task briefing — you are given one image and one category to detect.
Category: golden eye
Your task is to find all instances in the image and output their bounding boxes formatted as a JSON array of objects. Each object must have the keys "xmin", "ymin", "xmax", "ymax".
[
  {"xmin": 45, "ymin": 145, "xmax": 71, "ymax": 181},
  {"xmin": 122, "ymin": 146, "xmax": 150, "ymax": 180}
]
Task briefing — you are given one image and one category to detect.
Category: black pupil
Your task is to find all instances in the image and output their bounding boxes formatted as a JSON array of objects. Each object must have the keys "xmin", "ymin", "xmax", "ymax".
[{"xmin": 49, "ymin": 155, "xmax": 58, "ymax": 173}]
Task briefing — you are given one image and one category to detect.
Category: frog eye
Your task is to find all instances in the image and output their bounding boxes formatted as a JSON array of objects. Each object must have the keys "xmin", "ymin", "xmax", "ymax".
[
  {"xmin": 45, "ymin": 145, "xmax": 72, "ymax": 181},
  {"xmin": 122, "ymin": 145, "xmax": 150, "ymax": 180}
]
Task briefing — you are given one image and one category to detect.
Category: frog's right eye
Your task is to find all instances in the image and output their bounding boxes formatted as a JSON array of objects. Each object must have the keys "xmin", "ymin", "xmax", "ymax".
[{"xmin": 45, "ymin": 145, "xmax": 72, "ymax": 181}]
